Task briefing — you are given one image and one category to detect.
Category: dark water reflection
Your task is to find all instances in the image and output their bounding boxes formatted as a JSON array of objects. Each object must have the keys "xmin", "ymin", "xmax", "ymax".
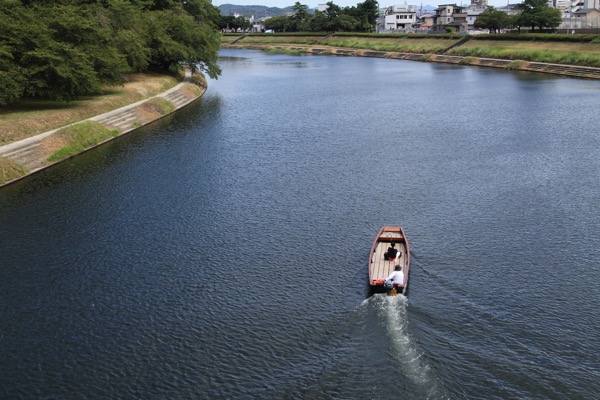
[{"xmin": 1, "ymin": 49, "xmax": 600, "ymax": 399}]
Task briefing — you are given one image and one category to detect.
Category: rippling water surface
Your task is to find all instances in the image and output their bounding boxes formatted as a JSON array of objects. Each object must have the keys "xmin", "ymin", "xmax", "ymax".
[{"xmin": 2, "ymin": 49, "xmax": 600, "ymax": 399}]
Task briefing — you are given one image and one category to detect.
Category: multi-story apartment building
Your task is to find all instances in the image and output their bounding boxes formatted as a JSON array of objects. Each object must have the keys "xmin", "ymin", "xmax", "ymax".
[{"xmin": 432, "ymin": 4, "xmax": 468, "ymax": 32}]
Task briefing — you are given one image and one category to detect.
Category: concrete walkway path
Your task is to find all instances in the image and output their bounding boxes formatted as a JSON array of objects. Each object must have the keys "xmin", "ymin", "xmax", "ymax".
[{"xmin": 0, "ymin": 69, "xmax": 200, "ymax": 174}]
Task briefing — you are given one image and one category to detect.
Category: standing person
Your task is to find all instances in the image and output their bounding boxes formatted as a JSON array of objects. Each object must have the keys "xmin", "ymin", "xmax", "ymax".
[{"xmin": 384, "ymin": 265, "xmax": 404, "ymax": 289}]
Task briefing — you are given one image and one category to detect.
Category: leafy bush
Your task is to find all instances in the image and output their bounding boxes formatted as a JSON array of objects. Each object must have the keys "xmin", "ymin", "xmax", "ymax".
[{"xmin": 506, "ymin": 60, "xmax": 526, "ymax": 70}]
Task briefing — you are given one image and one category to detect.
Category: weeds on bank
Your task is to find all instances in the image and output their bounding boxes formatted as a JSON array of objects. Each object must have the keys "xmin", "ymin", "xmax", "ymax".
[
  {"xmin": 47, "ymin": 121, "xmax": 118, "ymax": 162},
  {"xmin": 142, "ymin": 98, "xmax": 175, "ymax": 116},
  {"xmin": 0, "ymin": 157, "xmax": 28, "ymax": 185},
  {"xmin": 190, "ymin": 73, "xmax": 207, "ymax": 88},
  {"xmin": 321, "ymin": 38, "xmax": 453, "ymax": 54},
  {"xmin": 472, "ymin": 33, "xmax": 600, "ymax": 43},
  {"xmin": 243, "ymin": 36, "xmax": 321, "ymax": 45},
  {"xmin": 449, "ymin": 46, "xmax": 600, "ymax": 67},
  {"xmin": 506, "ymin": 60, "xmax": 526, "ymax": 70},
  {"xmin": 267, "ymin": 48, "xmax": 305, "ymax": 55}
]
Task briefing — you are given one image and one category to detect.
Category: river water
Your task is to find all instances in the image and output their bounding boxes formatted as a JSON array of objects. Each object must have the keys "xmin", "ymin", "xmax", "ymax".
[{"xmin": 1, "ymin": 49, "xmax": 600, "ymax": 399}]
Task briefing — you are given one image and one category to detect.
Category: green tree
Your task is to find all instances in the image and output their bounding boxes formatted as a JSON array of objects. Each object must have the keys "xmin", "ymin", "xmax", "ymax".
[
  {"xmin": 323, "ymin": 1, "xmax": 342, "ymax": 32},
  {"xmin": 219, "ymin": 15, "xmax": 252, "ymax": 31},
  {"xmin": 309, "ymin": 10, "xmax": 327, "ymax": 31},
  {"xmin": 0, "ymin": 0, "xmax": 222, "ymax": 104},
  {"xmin": 356, "ymin": 0, "xmax": 378, "ymax": 31},
  {"xmin": 145, "ymin": 9, "xmax": 220, "ymax": 77},
  {"xmin": 264, "ymin": 15, "xmax": 291, "ymax": 32},
  {"xmin": 291, "ymin": 2, "xmax": 310, "ymax": 31},
  {"xmin": 518, "ymin": 0, "xmax": 563, "ymax": 30},
  {"xmin": 182, "ymin": 0, "xmax": 221, "ymax": 25},
  {"xmin": 292, "ymin": 2, "xmax": 309, "ymax": 22},
  {"xmin": 474, "ymin": 7, "xmax": 510, "ymax": 33},
  {"xmin": 102, "ymin": 0, "xmax": 151, "ymax": 71},
  {"xmin": 0, "ymin": 47, "xmax": 25, "ymax": 105},
  {"xmin": 336, "ymin": 14, "xmax": 360, "ymax": 31}
]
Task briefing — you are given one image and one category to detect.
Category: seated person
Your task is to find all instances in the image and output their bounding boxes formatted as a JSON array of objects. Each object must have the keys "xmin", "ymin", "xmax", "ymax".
[
  {"xmin": 384, "ymin": 242, "xmax": 400, "ymax": 261},
  {"xmin": 385, "ymin": 265, "xmax": 404, "ymax": 289}
]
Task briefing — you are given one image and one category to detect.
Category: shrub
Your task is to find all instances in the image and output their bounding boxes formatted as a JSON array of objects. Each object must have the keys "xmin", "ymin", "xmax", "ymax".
[{"xmin": 506, "ymin": 60, "xmax": 526, "ymax": 70}]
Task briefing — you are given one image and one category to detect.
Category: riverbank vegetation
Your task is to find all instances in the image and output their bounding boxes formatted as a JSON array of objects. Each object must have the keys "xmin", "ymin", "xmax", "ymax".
[
  {"xmin": 320, "ymin": 36, "xmax": 460, "ymax": 54},
  {"xmin": 223, "ymin": 32, "xmax": 600, "ymax": 67},
  {"xmin": 0, "ymin": 157, "xmax": 28, "ymax": 184},
  {"xmin": 47, "ymin": 122, "xmax": 118, "ymax": 162},
  {"xmin": 0, "ymin": 0, "xmax": 221, "ymax": 107},
  {"xmin": 448, "ymin": 40, "xmax": 600, "ymax": 66},
  {"xmin": 0, "ymin": 72, "xmax": 179, "ymax": 145}
]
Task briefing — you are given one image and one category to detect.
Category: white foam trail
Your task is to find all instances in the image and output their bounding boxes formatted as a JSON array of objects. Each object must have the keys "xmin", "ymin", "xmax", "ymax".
[{"xmin": 375, "ymin": 294, "xmax": 443, "ymax": 398}]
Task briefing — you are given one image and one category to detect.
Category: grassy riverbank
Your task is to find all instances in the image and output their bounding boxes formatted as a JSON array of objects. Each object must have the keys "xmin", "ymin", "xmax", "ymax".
[
  {"xmin": 0, "ymin": 69, "xmax": 203, "ymax": 186},
  {"xmin": 222, "ymin": 32, "xmax": 600, "ymax": 67},
  {"xmin": 0, "ymin": 71, "xmax": 182, "ymax": 146}
]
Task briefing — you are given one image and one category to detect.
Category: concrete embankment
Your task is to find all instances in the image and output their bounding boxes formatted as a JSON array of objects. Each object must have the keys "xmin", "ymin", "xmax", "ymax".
[
  {"xmin": 222, "ymin": 42, "xmax": 600, "ymax": 80},
  {"xmin": 0, "ymin": 71, "xmax": 206, "ymax": 188}
]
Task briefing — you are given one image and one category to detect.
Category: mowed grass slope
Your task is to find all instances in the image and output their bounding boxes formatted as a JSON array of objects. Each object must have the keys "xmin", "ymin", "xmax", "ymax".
[
  {"xmin": 448, "ymin": 40, "xmax": 600, "ymax": 66},
  {"xmin": 321, "ymin": 37, "xmax": 461, "ymax": 54},
  {"xmin": 0, "ymin": 72, "xmax": 181, "ymax": 146}
]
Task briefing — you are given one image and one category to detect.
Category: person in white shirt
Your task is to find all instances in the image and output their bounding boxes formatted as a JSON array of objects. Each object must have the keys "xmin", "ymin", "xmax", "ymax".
[{"xmin": 385, "ymin": 265, "xmax": 404, "ymax": 289}]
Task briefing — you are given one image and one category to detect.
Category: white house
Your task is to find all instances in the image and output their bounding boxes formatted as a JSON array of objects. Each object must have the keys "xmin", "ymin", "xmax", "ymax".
[
  {"xmin": 464, "ymin": 0, "xmax": 488, "ymax": 30},
  {"xmin": 384, "ymin": 5, "xmax": 418, "ymax": 31},
  {"xmin": 253, "ymin": 17, "xmax": 270, "ymax": 32}
]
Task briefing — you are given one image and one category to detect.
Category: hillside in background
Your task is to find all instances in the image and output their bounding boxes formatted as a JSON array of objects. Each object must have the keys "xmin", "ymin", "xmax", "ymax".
[
  {"xmin": 217, "ymin": 4, "xmax": 437, "ymax": 17},
  {"xmin": 217, "ymin": 4, "xmax": 295, "ymax": 17}
]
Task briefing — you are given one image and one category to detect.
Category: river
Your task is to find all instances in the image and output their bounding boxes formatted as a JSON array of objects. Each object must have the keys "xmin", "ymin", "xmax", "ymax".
[{"xmin": 1, "ymin": 49, "xmax": 599, "ymax": 399}]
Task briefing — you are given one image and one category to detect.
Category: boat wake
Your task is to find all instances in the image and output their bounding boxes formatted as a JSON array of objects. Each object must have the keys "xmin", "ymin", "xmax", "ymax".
[{"xmin": 362, "ymin": 294, "xmax": 446, "ymax": 399}]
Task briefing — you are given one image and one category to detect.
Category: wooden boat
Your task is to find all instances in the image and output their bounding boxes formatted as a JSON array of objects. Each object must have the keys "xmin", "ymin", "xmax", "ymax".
[{"xmin": 369, "ymin": 226, "xmax": 410, "ymax": 295}]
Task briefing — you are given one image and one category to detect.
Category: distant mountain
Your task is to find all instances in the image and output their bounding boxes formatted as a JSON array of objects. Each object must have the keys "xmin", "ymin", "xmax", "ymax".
[
  {"xmin": 217, "ymin": 3, "xmax": 437, "ymax": 17},
  {"xmin": 217, "ymin": 4, "xmax": 295, "ymax": 17}
]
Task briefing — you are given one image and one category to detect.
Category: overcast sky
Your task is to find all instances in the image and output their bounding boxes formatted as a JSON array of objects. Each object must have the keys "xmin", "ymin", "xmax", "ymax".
[{"xmin": 212, "ymin": 0, "xmax": 512, "ymax": 9}]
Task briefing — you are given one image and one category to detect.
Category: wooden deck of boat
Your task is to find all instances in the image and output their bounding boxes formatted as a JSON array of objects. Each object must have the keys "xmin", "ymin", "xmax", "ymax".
[{"xmin": 369, "ymin": 229, "xmax": 407, "ymax": 283}]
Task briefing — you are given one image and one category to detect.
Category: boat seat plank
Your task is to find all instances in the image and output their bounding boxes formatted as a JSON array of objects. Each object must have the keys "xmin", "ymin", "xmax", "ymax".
[{"xmin": 370, "ymin": 241, "xmax": 405, "ymax": 281}]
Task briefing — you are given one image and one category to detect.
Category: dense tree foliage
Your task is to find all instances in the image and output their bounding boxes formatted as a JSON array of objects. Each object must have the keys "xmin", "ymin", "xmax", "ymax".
[
  {"xmin": 0, "ymin": 0, "xmax": 221, "ymax": 105},
  {"xmin": 219, "ymin": 15, "xmax": 252, "ymax": 31},
  {"xmin": 517, "ymin": 0, "xmax": 563, "ymax": 30},
  {"xmin": 474, "ymin": 7, "xmax": 512, "ymax": 33},
  {"xmin": 260, "ymin": 0, "xmax": 378, "ymax": 33}
]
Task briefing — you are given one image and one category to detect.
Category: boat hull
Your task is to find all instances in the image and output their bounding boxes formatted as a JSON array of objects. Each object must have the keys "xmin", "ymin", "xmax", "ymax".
[{"xmin": 368, "ymin": 226, "xmax": 410, "ymax": 295}]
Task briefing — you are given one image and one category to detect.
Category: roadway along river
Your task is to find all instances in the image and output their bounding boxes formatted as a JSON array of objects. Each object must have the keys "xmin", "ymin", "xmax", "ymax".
[{"xmin": 1, "ymin": 49, "xmax": 600, "ymax": 399}]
